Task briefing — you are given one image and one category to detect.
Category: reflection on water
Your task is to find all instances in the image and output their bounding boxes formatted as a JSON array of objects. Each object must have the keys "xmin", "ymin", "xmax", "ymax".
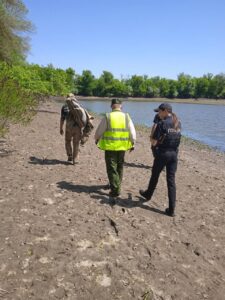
[{"xmin": 79, "ymin": 100, "xmax": 225, "ymax": 152}]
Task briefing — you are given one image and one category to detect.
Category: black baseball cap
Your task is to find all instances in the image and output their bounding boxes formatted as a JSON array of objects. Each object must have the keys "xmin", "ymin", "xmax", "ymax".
[
  {"xmin": 154, "ymin": 103, "xmax": 172, "ymax": 112},
  {"xmin": 111, "ymin": 98, "xmax": 122, "ymax": 105}
]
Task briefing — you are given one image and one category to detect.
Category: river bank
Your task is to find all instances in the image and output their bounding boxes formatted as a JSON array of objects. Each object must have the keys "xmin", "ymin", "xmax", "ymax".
[
  {"xmin": 76, "ymin": 96, "xmax": 225, "ymax": 106},
  {"xmin": 0, "ymin": 99, "xmax": 225, "ymax": 299}
]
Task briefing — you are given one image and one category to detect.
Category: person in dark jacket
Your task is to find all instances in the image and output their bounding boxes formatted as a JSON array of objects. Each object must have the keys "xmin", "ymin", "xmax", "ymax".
[{"xmin": 139, "ymin": 103, "xmax": 181, "ymax": 217}]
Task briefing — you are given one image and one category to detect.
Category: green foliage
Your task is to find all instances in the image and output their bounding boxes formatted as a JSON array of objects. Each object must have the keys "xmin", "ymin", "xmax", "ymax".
[
  {"xmin": 0, "ymin": 0, "xmax": 37, "ymax": 136},
  {"xmin": 193, "ymin": 77, "xmax": 209, "ymax": 98},
  {"xmin": 77, "ymin": 70, "xmax": 95, "ymax": 96},
  {"xmin": 65, "ymin": 67, "xmax": 77, "ymax": 93},
  {"xmin": 100, "ymin": 71, "xmax": 114, "ymax": 84},
  {"xmin": 74, "ymin": 71, "xmax": 225, "ymax": 99},
  {"xmin": 0, "ymin": 62, "xmax": 37, "ymax": 136},
  {"xmin": 107, "ymin": 79, "xmax": 129, "ymax": 97},
  {"xmin": 128, "ymin": 75, "xmax": 146, "ymax": 97},
  {"xmin": 0, "ymin": 60, "xmax": 78, "ymax": 135},
  {"xmin": 177, "ymin": 73, "xmax": 195, "ymax": 98},
  {"xmin": 0, "ymin": 0, "xmax": 34, "ymax": 64}
]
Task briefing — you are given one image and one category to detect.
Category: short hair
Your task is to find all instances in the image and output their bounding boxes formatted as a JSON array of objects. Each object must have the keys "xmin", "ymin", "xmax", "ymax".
[{"xmin": 111, "ymin": 98, "xmax": 122, "ymax": 106}]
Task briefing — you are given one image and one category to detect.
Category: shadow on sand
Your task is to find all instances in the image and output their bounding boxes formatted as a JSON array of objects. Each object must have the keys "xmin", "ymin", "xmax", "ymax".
[
  {"xmin": 124, "ymin": 162, "xmax": 151, "ymax": 170},
  {"xmin": 56, "ymin": 181, "xmax": 165, "ymax": 216},
  {"xmin": 29, "ymin": 156, "xmax": 71, "ymax": 165},
  {"xmin": 32, "ymin": 109, "xmax": 59, "ymax": 114},
  {"xmin": 57, "ymin": 181, "xmax": 110, "ymax": 193}
]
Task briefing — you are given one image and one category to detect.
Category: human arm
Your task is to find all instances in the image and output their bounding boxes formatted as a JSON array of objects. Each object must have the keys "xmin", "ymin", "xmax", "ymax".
[
  {"xmin": 150, "ymin": 124, "xmax": 157, "ymax": 143},
  {"xmin": 60, "ymin": 105, "xmax": 66, "ymax": 135},
  {"xmin": 94, "ymin": 117, "xmax": 107, "ymax": 144},
  {"xmin": 128, "ymin": 117, "xmax": 136, "ymax": 151},
  {"xmin": 60, "ymin": 118, "xmax": 64, "ymax": 135},
  {"xmin": 150, "ymin": 114, "xmax": 160, "ymax": 143},
  {"xmin": 151, "ymin": 137, "xmax": 158, "ymax": 147},
  {"xmin": 151, "ymin": 122, "xmax": 164, "ymax": 146}
]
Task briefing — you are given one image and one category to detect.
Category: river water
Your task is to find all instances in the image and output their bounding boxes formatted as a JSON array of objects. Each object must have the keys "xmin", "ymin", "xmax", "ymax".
[{"xmin": 78, "ymin": 100, "xmax": 225, "ymax": 152}]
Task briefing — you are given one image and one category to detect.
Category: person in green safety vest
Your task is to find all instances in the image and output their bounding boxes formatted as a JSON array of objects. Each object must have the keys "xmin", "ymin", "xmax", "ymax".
[{"xmin": 95, "ymin": 98, "xmax": 136, "ymax": 198}]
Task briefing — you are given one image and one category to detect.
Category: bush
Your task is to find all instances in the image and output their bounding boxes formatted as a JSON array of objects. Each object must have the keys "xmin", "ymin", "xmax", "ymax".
[{"xmin": 0, "ymin": 63, "xmax": 37, "ymax": 136}]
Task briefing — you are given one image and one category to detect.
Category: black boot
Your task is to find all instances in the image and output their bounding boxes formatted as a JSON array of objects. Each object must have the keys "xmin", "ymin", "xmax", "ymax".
[
  {"xmin": 139, "ymin": 190, "xmax": 151, "ymax": 202},
  {"xmin": 165, "ymin": 208, "xmax": 175, "ymax": 217}
]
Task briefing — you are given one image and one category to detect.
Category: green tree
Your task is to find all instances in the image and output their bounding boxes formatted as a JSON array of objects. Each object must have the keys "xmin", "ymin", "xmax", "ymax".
[
  {"xmin": 77, "ymin": 70, "xmax": 95, "ymax": 96},
  {"xmin": 214, "ymin": 73, "xmax": 225, "ymax": 98},
  {"xmin": 0, "ymin": 62, "xmax": 36, "ymax": 135},
  {"xmin": 0, "ymin": 1, "xmax": 36, "ymax": 136},
  {"xmin": 129, "ymin": 75, "xmax": 145, "ymax": 97},
  {"xmin": 177, "ymin": 73, "xmax": 195, "ymax": 98},
  {"xmin": 100, "ymin": 71, "xmax": 114, "ymax": 84},
  {"xmin": 93, "ymin": 71, "xmax": 114, "ymax": 96},
  {"xmin": 0, "ymin": 0, "xmax": 33, "ymax": 64},
  {"xmin": 193, "ymin": 77, "xmax": 209, "ymax": 99},
  {"xmin": 107, "ymin": 79, "xmax": 129, "ymax": 97},
  {"xmin": 158, "ymin": 78, "xmax": 170, "ymax": 98},
  {"xmin": 65, "ymin": 67, "xmax": 76, "ymax": 92},
  {"xmin": 167, "ymin": 80, "xmax": 178, "ymax": 98},
  {"xmin": 93, "ymin": 77, "xmax": 105, "ymax": 96}
]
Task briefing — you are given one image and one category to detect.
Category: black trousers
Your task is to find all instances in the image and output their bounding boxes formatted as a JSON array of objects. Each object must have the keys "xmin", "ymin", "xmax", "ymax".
[{"xmin": 146, "ymin": 150, "xmax": 178, "ymax": 213}]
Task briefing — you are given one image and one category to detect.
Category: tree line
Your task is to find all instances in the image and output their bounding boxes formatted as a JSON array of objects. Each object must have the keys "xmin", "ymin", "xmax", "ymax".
[
  {"xmin": 1, "ymin": 63, "xmax": 225, "ymax": 99},
  {"xmin": 74, "ymin": 70, "xmax": 225, "ymax": 99},
  {"xmin": 0, "ymin": 0, "xmax": 225, "ymax": 136}
]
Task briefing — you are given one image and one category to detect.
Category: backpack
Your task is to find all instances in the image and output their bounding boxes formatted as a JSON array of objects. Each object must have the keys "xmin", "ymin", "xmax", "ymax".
[
  {"xmin": 66, "ymin": 98, "xmax": 94, "ymax": 145},
  {"xmin": 158, "ymin": 126, "xmax": 181, "ymax": 149},
  {"xmin": 66, "ymin": 98, "xmax": 87, "ymax": 128}
]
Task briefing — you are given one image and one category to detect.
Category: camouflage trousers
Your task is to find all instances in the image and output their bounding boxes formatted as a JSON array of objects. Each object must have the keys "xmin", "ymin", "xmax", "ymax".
[
  {"xmin": 65, "ymin": 124, "xmax": 82, "ymax": 163},
  {"xmin": 105, "ymin": 150, "xmax": 125, "ymax": 195}
]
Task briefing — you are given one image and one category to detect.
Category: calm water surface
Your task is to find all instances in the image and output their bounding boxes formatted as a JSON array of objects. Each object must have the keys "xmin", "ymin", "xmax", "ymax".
[{"xmin": 79, "ymin": 100, "xmax": 225, "ymax": 152}]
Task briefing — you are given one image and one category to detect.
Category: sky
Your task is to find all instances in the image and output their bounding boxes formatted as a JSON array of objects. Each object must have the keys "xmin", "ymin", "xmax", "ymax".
[{"xmin": 23, "ymin": 0, "xmax": 225, "ymax": 80}]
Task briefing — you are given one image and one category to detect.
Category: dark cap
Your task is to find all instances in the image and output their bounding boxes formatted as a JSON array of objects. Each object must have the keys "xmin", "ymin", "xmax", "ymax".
[
  {"xmin": 154, "ymin": 103, "xmax": 172, "ymax": 112},
  {"xmin": 111, "ymin": 98, "xmax": 122, "ymax": 105}
]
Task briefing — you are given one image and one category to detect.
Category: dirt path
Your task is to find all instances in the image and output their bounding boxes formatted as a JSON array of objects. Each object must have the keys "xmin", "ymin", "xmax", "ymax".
[{"xmin": 0, "ymin": 100, "xmax": 225, "ymax": 300}]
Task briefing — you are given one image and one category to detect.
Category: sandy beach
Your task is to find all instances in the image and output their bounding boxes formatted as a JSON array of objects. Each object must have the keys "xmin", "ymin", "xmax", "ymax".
[{"xmin": 0, "ymin": 99, "xmax": 225, "ymax": 300}]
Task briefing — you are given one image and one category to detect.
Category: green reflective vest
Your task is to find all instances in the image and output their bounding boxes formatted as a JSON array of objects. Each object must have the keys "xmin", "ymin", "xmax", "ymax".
[{"xmin": 98, "ymin": 111, "xmax": 133, "ymax": 151}]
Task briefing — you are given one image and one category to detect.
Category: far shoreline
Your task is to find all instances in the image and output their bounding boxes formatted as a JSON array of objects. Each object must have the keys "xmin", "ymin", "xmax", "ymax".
[{"xmin": 76, "ymin": 96, "xmax": 225, "ymax": 106}]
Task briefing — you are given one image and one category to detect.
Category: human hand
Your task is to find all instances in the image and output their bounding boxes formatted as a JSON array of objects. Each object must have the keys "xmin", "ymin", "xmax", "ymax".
[{"xmin": 129, "ymin": 147, "xmax": 134, "ymax": 153}]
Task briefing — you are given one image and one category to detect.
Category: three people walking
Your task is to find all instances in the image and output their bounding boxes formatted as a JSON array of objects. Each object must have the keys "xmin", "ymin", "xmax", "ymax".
[{"xmin": 61, "ymin": 97, "xmax": 181, "ymax": 217}]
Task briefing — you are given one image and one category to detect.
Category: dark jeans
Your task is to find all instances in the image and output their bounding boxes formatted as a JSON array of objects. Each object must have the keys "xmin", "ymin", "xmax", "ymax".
[
  {"xmin": 105, "ymin": 151, "xmax": 125, "ymax": 194},
  {"xmin": 146, "ymin": 150, "xmax": 178, "ymax": 213}
]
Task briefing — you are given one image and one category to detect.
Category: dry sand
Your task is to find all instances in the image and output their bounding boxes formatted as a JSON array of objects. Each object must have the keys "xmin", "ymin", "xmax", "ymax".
[{"xmin": 0, "ymin": 99, "xmax": 225, "ymax": 300}]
